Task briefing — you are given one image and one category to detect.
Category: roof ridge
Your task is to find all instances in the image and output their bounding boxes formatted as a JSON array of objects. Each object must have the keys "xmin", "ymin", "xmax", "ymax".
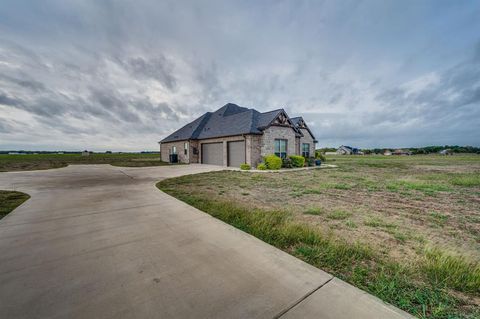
[
  {"xmin": 191, "ymin": 112, "xmax": 212, "ymax": 139},
  {"xmin": 260, "ymin": 108, "xmax": 284, "ymax": 115}
]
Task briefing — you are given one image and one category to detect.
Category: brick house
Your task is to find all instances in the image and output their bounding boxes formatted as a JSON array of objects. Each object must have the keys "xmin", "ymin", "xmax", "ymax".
[{"xmin": 159, "ymin": 103, "xmax": 317, "ymax": 167}]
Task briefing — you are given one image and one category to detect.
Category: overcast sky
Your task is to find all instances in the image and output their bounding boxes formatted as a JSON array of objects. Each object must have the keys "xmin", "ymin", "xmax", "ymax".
[{"xmin": 1, "ymin": 0, "xmax": 479, "ymax": 151}]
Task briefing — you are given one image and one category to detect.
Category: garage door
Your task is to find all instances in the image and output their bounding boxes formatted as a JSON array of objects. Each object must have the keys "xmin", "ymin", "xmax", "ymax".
[
  {"xmin": 228, "ymin": 141, "xmax": 245, "ymax": 167},
  {"xmin": 202, "ymin": 142, "xmax": 223, "ymax": 165}
]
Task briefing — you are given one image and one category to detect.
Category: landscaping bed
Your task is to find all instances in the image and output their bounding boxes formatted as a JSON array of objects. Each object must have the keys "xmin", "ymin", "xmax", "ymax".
[{"xmin": 157, "ymin": 154, "xmax": 480, "ymax": 318}]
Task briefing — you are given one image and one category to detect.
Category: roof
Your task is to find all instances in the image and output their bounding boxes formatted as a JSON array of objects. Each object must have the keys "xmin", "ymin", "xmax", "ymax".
[
  {"xmin": 290, "ymin": 116, "xmax": 317, "ymax": 141},
  {"xmin": 160, "ymin": 103, "xmax": 311, "ymax": 143}
]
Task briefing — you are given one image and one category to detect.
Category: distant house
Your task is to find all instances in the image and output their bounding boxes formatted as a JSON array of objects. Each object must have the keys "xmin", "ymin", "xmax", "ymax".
[
  {"xmin": 82, "ymin": 150, "xmax": 90, "ymax": 156},
  {"xmin": 439, "ymin": 149, "xmax": 452, "ymax": 155},
  {"xmin": 159, "ymin": 103, "xmax": 317, "ymax": 167},
  {"xmin": 384, "ymin": 150, "xmax": 392, "ymax": 156},
  {"xmin": 393, "ymin": 149, "xmax": 412, "ymax": 156},
  {"xmin": 337, "ymin": 145, "xmax": 360, "ymax": 155}
]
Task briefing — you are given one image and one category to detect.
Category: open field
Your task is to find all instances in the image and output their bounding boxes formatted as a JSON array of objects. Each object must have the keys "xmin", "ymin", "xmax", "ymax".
[
  {"xmin": 158, "ymin": 154, "xmax": 480, "ymax": 318},
  {"xmin": 0, "ymin": 153, "xmax": 167, "ymax": 172},
  {"xmin": 0, "ymin": 190, "xmax": 30, "ymax": 219}
]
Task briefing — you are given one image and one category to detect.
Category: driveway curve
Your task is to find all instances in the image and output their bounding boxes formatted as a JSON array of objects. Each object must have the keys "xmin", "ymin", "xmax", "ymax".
[{"xmin": 0, "ymin": 164, "xmax": 412, "ymax": 318}]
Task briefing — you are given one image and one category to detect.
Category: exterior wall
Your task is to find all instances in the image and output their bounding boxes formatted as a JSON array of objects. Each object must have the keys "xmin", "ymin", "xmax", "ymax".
[
  {"xmin": 299, "ymin": 128, "xmax": 316, "ymax": 157},
  {"xmin": 160, "ymin": 140, "xmax": 190, "ymax": 163},
  {"xmin": 295, "ymin": 137, "xmax": 301, "ymax": 155},
  {"xmin": 260, "ymin": 125, "xmax": 297, "ymax": 157},
  {"xmin": 246, "ymin": 134, "xmax": 262, "ymax": 167},
  {"xmin": 198, "ymin": 135, "xmax": 246, "ymax": 166},
  {"xmin": 189, "ymin": 140, "xmax": 199, "ymax": 163}
]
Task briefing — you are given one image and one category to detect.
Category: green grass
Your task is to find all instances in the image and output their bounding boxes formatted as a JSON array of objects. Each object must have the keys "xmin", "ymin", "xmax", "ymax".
[
  {"xmin": 422, "ymin": 248, "xmax": 480, "ymax": 294},
  {"xmin": 0, "ymin": 190, "xmax": 30, "ymax": 219},
  {"xmin": 364, "ymin": 217, "xmax": 397, "ymax": 229},
  {"xmin": 303, "ymin": 207, "xmax": 324, "ymax": 215},
  {"xmin": 386, "ymin": 180, "xmax": 452, "ymax": 194},
  {"xmin": 429, "ymin": 212, "xmax": 449, "ymax": 227},
  {"xmin": 450, "ymin": 174, "xmax": 480, "ymax": 187},
  {"xmin": 327, "ymin": 210, "xmax": 352, "ymax": 220},
  {"xmin": 156, "ymin": 182, "xmax": 479, "ymax": 318},
  {"xmin": 345, "ymin": 220, "xmax": 358, "ymax": 228},
  {"xmin": 0, "ymin": 153, "xmax": 168, "ymax": 171}
]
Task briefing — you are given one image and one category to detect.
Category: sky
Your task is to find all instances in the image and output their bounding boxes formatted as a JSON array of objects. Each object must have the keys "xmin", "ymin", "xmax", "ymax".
[{"xmin": 0, "ymin": 0, "xmax": 479, "ymax": 151}]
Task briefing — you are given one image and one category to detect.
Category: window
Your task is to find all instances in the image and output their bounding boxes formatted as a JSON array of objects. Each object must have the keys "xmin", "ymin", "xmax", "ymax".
[
  {"xmin": 171, "ymin": 146, "xmax": 177, "ymax": 154},
  {"xmin": 302, "ymin": 143, "xmax": 310, "ymax": 157},
  {"xmin": 274, "ymin": 139, "xmax": 287, "ymax": 158},
  {"xmin": 184, "ymin": 142, "xmax": 188, "ymax": 156}
]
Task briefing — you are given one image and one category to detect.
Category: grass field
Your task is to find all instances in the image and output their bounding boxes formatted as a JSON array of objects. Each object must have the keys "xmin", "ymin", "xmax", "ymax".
[
  {"xmin": 0, "ymin": 190, "xmax": 30, "ymax": 219},
  {"xmin": 158, "ymin": 154, "xmax": 480, "ymax": 318},
  {"xmin": 0, "ymin": 153, "xmax": 167, "ymax": 172}
]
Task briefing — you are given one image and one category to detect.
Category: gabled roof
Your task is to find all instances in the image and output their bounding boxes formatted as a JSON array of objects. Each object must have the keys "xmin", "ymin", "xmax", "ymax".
[
  {"xmin": 290, "ymin": 116, "xmax": 317, "ymax": 141},
  {"xmin": 160, "ymin": 103, "xmax": 309, "ymax": 143}
]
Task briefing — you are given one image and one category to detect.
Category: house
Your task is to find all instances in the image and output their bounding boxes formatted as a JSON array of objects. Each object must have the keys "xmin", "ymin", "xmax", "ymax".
[
  {"xmin": 384, "ymin": 150, "xmax": 392, "ymax": 156},
  {"xmin": 82, "ymin": 150, "xmax": 90, "ymax": 156},
  {"xmin": 439, "ymin": 149, "xmax": 452, "ymax": 155},
  {"xmin": 393, "ymin": 149, "xmax": 412, "ymax": 156},
  {"xmin": 336, "ymin": 145, "xmax": 360, "ymax": 155},
  {"xmin": 159, "ymin": 103, "xmax": 317, "ymax": 167}
]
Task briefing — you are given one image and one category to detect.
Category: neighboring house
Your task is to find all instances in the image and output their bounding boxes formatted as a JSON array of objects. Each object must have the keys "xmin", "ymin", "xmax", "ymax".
[
  {"xmin": 336, "ymin": 145, "xmax": 360, "ymax": 155},
  {"xmin": 439, "ymin": 149, "xmax": 452, "ymax": 155},
  {"xmin": 393, "ymin": 149, "xmax": 412, "ymax": 156},
  {"xmin": 159, "ymin": 103, "xmax": 317, "ymax": 167},
  {"xmin": 384, "ymin": 150, "xmax": 392, "ymax": 156}
]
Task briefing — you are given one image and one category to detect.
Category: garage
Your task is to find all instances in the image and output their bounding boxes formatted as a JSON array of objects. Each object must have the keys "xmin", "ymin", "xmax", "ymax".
[
  {"xmin": 201, "ymin": 142, "xmax": 223, "ymax": 165},
  {"xmin": 227, "ymin": 141, "xmax": 245, "ymax": 167}
]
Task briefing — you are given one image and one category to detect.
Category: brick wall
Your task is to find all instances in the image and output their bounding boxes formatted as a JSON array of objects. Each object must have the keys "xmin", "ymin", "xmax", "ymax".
[
  {"xmin": 160, "ymin": 140, "xmax": 189, "ymax": 163},
  {"xmin": 261, "ymin": 126, "xmax": 297, "ymax": 157}
]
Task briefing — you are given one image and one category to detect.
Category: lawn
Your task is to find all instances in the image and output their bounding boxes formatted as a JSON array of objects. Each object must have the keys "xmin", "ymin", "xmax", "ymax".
[
  {"xmin": 0, "ymin": 153, "xmax": 168, "ymax": 172},
  {"xmin": 157, "ymin": 154, "xmax": 480, "ymax": 319},
  {"xmin": 0, "ymin": 190, "xmax": 30, "ymax": 219}
]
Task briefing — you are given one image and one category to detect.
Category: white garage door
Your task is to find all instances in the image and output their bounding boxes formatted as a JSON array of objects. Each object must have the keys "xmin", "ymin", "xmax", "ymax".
[
  {"xmin": 228, "ymin": 141, "xmax": 245, "ymax": 167},
  {"xmin": 201, "ymin": 142, "xmax": 223, "ymax": 166}
]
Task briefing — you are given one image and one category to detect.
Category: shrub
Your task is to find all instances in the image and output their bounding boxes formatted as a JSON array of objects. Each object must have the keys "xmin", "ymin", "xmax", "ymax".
[
  {"xmin": 264, "ymin": 154, "xmax": 282, "ymax": 170},
  {"xmin": 288, "ymin": 155, "xmax": 305, "ymax": 168},
  {"xmin": 282, "ymin": 157, "xmax": 293, "ymax": 168},
  {"xmin": 257, "ymin": 163, "xmax": 267, "ymax": 170},
  {"xmin": 240, "ymin": 163, "xmax": 251, "ymax": 170},
  {"xmin": 306, "ymin": 157, "xmax": 315, "ymax": 167},
  {"xmin": 315, "ymin": 150, "xmax": 326, "ymax": 162}
]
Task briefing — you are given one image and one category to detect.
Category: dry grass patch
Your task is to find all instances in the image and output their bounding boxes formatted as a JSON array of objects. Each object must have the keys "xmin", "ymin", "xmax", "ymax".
[{"xmin": 157, "ymin": 154, "xmax": 480, "ymax": 318}]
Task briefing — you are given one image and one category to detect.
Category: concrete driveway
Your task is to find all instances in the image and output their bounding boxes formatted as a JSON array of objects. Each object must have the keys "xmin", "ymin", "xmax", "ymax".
[{"xmin": 0, "ymin": 165, "xmax": 412, "ymax": 318}]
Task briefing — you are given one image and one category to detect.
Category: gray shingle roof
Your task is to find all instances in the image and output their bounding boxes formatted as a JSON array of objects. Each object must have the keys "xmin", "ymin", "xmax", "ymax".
[
  {"xmin": 290, "ymin": 116, "xmax": 317, "ymax": 141},
  {"xmin": 160, "ymin": 103, "xmax": 306, "ymax": 143}
]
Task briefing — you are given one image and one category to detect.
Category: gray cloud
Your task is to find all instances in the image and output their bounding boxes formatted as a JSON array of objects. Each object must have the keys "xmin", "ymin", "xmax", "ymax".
[
  {"xmin": 0, "ymin": 0, "xmax": 479, "ymax": 150},
  {"xmin": 121, "ymin": 56, "xmax": 177, "ymax": 90},
  {"xmin": 0, "ymin": 93, "xmax": 21, "ymax": 106}
]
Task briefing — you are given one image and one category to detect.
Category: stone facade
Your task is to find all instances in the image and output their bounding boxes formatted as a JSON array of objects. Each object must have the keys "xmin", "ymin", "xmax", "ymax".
[
  {"xmin": 246, "ymin": 134, "xmax": 262, "ymax": 167},
  {"xmin": 260, "ymin": 125, "xmax": 297, "ymax": 157},
  {"xmin": 298, "ymin": 128, "xmax": 315, "ymax": 157}
]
